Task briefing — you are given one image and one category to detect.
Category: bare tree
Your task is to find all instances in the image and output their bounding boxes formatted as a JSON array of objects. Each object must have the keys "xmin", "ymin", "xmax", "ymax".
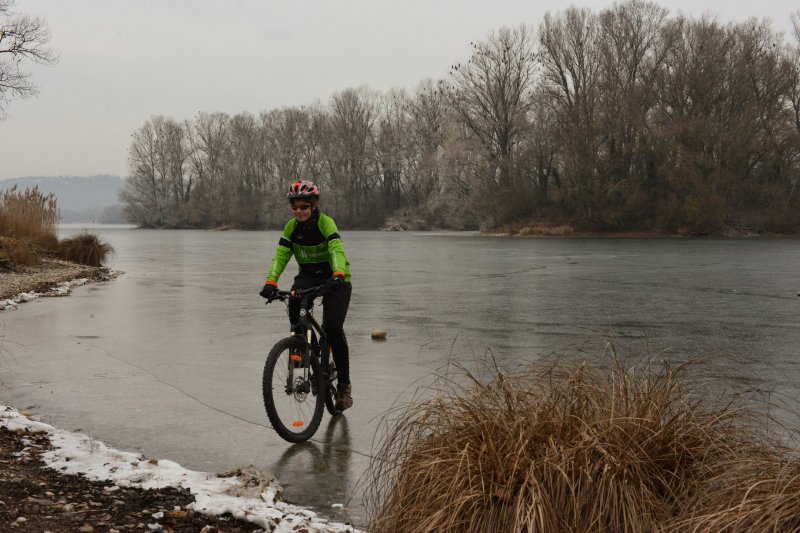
[
  {"xmin": 449, "ymin": 25, "xmax": 537, "ymax": 199},
  {"xmin": 407, "ymin": 79, "xmax": 448, "ymax": 203},
  {"xmin": 783, "ymin": 12, "xmax": 800, "ymax": 219},
  {"xmin": 258, "ymin": 106, "xmax": 322, "ymax": 225},
  {"xmin": 789, "ymin": 12, "xmax": 800, "ymax": 137},
  {"xmin": 325, "ymin": 87, "xmax": 378, "ymax": 222},
  {"xmin": 227, "ymin": 112, "xmax": 271, "ymax": 228},
  {"xmin": 0, "ymin": 0, "xmax": 56, "ymax": 117},
  {"xmin": 538, "ymin": 7, "xmax": 602, "ymax": 215},
  {"xmin": 262, "ymin": 106, "xmax": 312, "ymax": 184},
  {"xmin": 594, "ymin": 1, "xmax": 672, "ymax": 225},
  {"xmin": 186, "ymin": 112, "xmax": 232, "ymax": 226},
  {"xmin": 519, "ymin": 89, "xmax": 560, "ymax": 202},
  {"xmin": 374, "ymin": 88, "xmax": 412, "ymax": 212},
  {"xmin": 122, "ymin": 116, "xmax": 191, "ymax": 227}
]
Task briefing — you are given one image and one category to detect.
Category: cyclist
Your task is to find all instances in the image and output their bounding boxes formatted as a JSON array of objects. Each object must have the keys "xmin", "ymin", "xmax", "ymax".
[{"xmin": 260, "ymin": 180, "xmax": 354, "ymax": 411}]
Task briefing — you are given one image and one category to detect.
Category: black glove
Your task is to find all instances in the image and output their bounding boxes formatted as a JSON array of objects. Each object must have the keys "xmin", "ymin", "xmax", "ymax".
[
  {"xmin": 326, "ymin": 274, "xmax": 345, "ymax": 288},
  {"xmin": 260, "ymin": 284, "xmax": 278, "ymax": 300}
]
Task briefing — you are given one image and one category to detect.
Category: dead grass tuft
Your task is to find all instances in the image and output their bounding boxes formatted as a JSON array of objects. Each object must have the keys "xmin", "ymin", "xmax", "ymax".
[
  {"xmin": 58, "ymin": 233, "xmax": 114, "ymax": 267},
  {"xmin": 366, "ymin": 357, "xmax": 799, "ymax": 533},
  {"xmin": 29, "ymin": 233, "xmax": 60, "ymax": 254},
  {"xmin": 0, "ymin": 237, "xmax": 40, "ymax": 266}
]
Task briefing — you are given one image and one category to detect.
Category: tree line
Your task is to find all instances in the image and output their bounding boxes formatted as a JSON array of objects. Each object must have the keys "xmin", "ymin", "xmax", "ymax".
[{"xmin": 121, "ymin": 1, "xmax": 800, "ymax": 233}]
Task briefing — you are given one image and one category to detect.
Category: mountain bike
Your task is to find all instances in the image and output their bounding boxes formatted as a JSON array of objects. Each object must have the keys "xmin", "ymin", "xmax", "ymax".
[{"xmin": 262, "ymin": 284, "xmax": 342, "ymax": 443}]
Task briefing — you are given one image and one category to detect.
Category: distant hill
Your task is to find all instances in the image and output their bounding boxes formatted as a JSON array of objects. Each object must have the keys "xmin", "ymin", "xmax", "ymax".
[{"xmin": 0, "ymin": 175, "xmax": 127, "ymax": 223}]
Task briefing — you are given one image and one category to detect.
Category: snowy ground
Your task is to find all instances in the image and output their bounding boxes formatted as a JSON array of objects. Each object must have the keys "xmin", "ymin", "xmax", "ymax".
[{"xmin": 1, "ymin": 405, "xmax": 364, "ymax": 532}]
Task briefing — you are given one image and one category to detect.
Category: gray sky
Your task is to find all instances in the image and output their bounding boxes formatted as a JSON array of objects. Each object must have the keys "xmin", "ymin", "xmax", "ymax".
[{"xmin": 1, "ymin": 0, "xmax": 797, "ymax": 181}]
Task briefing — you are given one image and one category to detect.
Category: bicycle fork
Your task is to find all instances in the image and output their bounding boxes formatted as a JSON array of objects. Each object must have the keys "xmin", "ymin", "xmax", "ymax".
[{"xmin": 284, "ymin": 332, "xmax": 311, "ymax": 397}]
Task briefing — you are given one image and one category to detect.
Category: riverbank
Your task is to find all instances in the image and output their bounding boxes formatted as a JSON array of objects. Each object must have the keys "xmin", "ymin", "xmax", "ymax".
[
  {"xmin": 0, "ymin": 258, "xmax": 120, "ymax": 309},
  {"xmin": 483, "ymin": 220, "xmax": 800, "ymax": 238},
  {"xmin": 0, "ymin": 406, "xmax": 361, "ymax": 532},
  {"xmin": 0, "ymin": 420, "xmax": 259, "ymax": 532}
]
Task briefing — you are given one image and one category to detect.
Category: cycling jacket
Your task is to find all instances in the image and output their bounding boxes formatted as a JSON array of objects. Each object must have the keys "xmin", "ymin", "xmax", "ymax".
[{"xmin": 265, "ymin": 210, "xmax": 351, "ymax": 285}]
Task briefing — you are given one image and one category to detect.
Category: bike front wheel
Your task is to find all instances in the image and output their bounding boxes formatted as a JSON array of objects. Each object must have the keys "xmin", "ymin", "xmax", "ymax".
[{"xmin": 263, "ymin": 336, "xmax": 324, "ymax": 443}]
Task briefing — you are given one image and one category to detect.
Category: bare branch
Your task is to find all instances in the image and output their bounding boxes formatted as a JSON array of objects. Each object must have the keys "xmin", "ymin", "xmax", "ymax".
[{"xmin": 0, "ymin": 0, "xmax": 57, "ymax": 117}]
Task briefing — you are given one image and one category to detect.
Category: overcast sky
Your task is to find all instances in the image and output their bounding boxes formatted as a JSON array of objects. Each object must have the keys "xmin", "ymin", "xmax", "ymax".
[{"xmin": 0, "ymin": 0, "xmax": 797, "ymax": 181}]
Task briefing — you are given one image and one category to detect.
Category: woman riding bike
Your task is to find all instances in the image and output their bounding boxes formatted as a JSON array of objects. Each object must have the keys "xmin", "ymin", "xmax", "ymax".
[{"xmin": 260, "ymin": 179, "xmax": 354, "ymax": 410}]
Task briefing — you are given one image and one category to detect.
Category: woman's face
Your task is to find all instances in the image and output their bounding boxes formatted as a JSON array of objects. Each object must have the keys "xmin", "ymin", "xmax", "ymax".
[{"xmin": 290, "ymin": 200, "xmax": 313, "ymax": 222}]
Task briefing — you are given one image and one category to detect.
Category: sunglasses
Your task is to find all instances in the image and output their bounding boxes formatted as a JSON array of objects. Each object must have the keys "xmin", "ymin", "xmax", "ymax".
[{"xmin": 290, "ymin": 203, "xmax": 312, "ymax": 212}]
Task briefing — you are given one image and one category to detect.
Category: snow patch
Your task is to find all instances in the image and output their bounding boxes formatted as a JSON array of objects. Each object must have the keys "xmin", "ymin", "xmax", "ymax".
[
  {"xmin": 1, "ymin": 291, "xmax": 39, "ymax": 310},
  {"xmin": 0, "ymin": 405, "xmax": 364, "ymax": 532},
  {"xmin": 1, "ymin": 273, "xmax": 119, "ymax": 311}
]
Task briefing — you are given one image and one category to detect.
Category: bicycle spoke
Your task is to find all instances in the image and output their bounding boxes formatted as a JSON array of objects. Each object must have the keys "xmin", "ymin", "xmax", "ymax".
[
  {"xmin": 272, "ymin": 352, "xmax": 313, "ymax": 431},
  {"xmin": 263, "ymin": 337, "xmax": 325, "ymax": 442}
]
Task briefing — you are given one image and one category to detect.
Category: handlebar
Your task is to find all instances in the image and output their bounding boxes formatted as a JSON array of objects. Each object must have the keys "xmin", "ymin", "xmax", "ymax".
[{"xmin": 264, "ymin": 283, "xmax": 329, "ymax": 304}]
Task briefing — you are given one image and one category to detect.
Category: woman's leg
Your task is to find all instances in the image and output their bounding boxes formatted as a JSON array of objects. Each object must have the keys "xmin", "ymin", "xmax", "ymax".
[{"xmin": 323, "ymin": 282, "xmax": 352, "ymax": 385}]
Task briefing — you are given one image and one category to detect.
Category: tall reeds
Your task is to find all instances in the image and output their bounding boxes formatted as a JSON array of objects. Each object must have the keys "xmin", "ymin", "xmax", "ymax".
[
  {"xmin": 0, "ymin": 186, "xmax": 59, "ymax": 266},
  {"xmin": 0, "ymin": 185, "xmax": 59, "ymax": 241},
  {"xmin": 366, "ymin": 357, "xmax": 800, "ymax": 532}
]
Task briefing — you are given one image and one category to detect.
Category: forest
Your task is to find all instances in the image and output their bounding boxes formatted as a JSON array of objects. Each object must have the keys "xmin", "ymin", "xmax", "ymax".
[{"xmin": 121, "ymin": 1, "xmax": 800, "ymax": 234}]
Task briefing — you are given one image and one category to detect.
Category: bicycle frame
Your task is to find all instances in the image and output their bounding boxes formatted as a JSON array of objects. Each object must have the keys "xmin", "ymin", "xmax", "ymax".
[{"xmin": 281, "ymin": 287, "xmax": 336, "ymax": 387}]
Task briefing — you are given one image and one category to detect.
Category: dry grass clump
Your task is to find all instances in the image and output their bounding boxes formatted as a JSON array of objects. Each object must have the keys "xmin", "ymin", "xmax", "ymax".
[
  {"xmin": 0, "ymin": 185, "xmax": 59, "ymax": 241},
  {"xmin": 58, "ymin": 233, "xmax": 114, "ymax": 267},
  {"xmin": 366, "ymin": 358, "xmax": 800, "ymax": 533},
  {"xmin": 518, "ymin": 224, "xmax": 575, "ymax": 236},
  {"xmin": 29, "ymin": 233, "xmax": 60, "ymax": 254},
  {"xmin": 673, "ymin": 459, "xmax": 800, "ymax": 531},
  {"xmin": 0, "ymin": 236, "xmax": 40, "ymax": 266}
]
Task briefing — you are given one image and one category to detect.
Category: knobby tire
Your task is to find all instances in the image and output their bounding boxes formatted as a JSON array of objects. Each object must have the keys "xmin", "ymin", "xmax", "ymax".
[{"xmin": 263, "ymin": 336, "xmax": 324, "ymax": 443}]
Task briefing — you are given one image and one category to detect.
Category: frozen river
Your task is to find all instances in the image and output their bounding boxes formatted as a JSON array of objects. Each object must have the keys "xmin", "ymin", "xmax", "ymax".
[{"xmin": 1, "ymin": 225, "xmax": 799, "ymax": 526}]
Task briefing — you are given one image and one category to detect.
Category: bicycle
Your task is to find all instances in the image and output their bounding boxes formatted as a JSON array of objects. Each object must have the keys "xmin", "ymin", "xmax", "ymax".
[{"xmin": 262, "ymin": 284, "xmax": 342, "ymax": 443}]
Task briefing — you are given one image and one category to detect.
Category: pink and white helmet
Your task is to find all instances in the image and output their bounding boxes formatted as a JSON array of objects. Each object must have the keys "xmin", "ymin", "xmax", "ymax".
[{"xmin": 287, "ymin": 179, "xmax": 320, "ymax": 200}]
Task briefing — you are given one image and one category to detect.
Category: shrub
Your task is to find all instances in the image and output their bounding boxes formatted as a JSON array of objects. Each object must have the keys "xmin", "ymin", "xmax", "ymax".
[
  {"xmin": 366, "ymin": 357, "xmax": 799, "ymax": 533},
  {"xmin": 58, "ymin": 233, "xmax": 114, "ymax": 267}
]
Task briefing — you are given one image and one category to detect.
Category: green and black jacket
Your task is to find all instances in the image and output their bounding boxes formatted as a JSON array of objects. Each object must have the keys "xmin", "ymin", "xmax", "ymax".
[{"xmin": 265, "ymin": 210, "xmax": 351, "ymax": 285}]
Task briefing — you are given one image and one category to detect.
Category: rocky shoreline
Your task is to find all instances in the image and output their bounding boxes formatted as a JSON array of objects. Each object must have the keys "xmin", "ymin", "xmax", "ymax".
[
  {"xmin": 0, "ymin": 418, "xmax": 262, "ymax": 532},
  {"xmin": 0, "ymin": 259, "xmax": 119, "ymax": 308}
]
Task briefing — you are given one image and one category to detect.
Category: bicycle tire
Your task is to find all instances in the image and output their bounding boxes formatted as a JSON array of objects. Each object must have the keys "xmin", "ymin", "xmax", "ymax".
[
  {"xmin": 263, "ymin": 336, "xmax": 325, "ymax": 443},
  {"xmin": 325, "ymin": 353, "xmax": 342, "ymax": 416}
]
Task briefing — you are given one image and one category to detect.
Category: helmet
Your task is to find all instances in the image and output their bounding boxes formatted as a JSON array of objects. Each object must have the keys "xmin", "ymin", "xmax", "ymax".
[{"xmin": 287, "ymin": 179, "xmax": 320, "ymax": 200}]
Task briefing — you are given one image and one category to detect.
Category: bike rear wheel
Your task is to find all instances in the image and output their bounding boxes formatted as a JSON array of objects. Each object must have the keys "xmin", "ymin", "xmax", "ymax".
[{"xmin": 263, "ymin": 336, "xmax": 324, "ymax": 443}]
